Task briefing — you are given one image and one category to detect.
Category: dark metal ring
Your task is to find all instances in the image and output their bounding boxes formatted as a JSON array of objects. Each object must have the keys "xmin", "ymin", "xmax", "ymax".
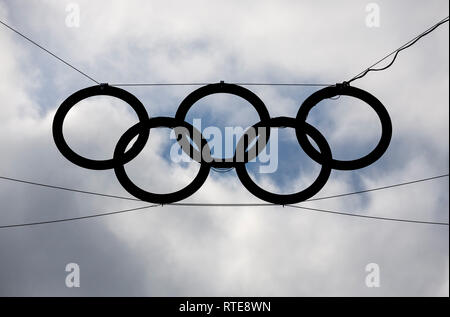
[
  {"xmin": 235, "ymin": 116, "xmax": 332, "ymax": 205},
  {"xmin": 295, "ymin": 85, "xmax": 392, "ymax": 170},
  {"xmin": 175, "ymin": 82, "xmax": 271, "ymax": 168},
  {"xmin": 113, "ymin": 117, "xmax": 211, "ymax": 204},
  {"xmin": 52, "ymin": 85, "xmax": 150, "ymax": 170}
]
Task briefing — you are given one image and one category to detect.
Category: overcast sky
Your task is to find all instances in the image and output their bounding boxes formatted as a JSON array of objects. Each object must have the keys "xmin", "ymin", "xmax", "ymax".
[{"xmin": 0, "ymin": 0, "xmax": 448, "ymax": 296}]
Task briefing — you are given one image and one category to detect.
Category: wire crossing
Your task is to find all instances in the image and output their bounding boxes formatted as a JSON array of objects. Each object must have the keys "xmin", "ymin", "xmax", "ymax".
[
  {"xmin": 1, "ymin": 174, "xmax": 448, "ymax": 204},
  {"xmin": 0, "ymin": 201, "xmax": 448, "ymax": 229},
  {"xmin": 0, "ymin": 174, "xmax": 448, "ymax": 228}
]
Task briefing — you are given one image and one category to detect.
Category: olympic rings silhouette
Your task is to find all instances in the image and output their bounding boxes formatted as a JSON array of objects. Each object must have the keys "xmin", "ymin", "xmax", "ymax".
[{"xmin": 53, "ymin": 82, "xmax": 392, "ymax": 204}]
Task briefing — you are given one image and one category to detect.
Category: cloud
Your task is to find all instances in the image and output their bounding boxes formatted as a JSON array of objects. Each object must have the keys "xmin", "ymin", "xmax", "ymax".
[{"xmin": 0, "ymin": 0, "xmax": 448, "ymax": 296}]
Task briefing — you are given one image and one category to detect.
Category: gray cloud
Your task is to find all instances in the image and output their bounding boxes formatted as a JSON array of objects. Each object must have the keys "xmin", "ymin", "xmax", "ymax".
[{"xmin": 0, "ymin": 0, "xmax": 448, "ymax": 296}]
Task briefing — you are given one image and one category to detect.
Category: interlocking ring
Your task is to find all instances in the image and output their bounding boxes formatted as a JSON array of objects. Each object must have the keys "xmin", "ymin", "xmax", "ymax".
[
  {"xmin": 175, "ymin": 82, "xmax": 271, "ymax": 168},
  {"xmin": 52, "ymin": 85, "xmax": 150, "ymax": 170},
  {"xmin": 53, "ymin": 82, "xmax": 392, "ymax": 205},
  {"xmin": 296, "ymin": 84, "xmax": 392, "ymax": 170},
  {"xmin": 113, "ymin": 117, "xmax": 211, "ymax": 204},
  {"xmin": 235, "ymin": 117, "xmax": 332, "ymax": 204}
]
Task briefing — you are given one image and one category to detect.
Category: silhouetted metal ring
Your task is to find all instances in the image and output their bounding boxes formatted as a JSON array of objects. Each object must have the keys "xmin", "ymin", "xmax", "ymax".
[
  {"xmin": 175, "ymin": 82, "xmax": 271, "ymax": 168},
  {"xmin": 295, "ymin": 85, "xmax": 392, "ymax": 170},
  {"xmin": 52, "ymin": 85, "xmax": 150, "ymax": 170},
  {"xmin": 235, "ymin": 117, "xmax": 332, "ymax": 205},
  {"xmin": 113, "ymin": 117, "xmax": 211, "ymax": 204}
]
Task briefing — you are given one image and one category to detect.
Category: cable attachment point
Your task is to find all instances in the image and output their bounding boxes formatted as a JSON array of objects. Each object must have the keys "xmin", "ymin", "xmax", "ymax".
[
  {"xmin": 329, "ymin": 82, "xmax": 349, "ymax": 100},
  {"xmin": 219, "ymin": 80, "xmax": 225, "ymax": 87},
  {"xmin": 335, "ymin": 81, "xmax": 350, "ymax": 89},
  {"xmin": 99, "ymin": 83, "xmax": 109, "ymax": 90}
]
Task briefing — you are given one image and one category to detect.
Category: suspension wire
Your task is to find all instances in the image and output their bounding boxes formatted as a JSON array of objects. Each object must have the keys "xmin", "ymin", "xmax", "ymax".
[
  {"xmin": 348, "ymin": 16, "xmax": 449, "ymax": 84},
  {"xmin": 110, "ymin": 82, "xmax": 212, "ymax": 87},
  {"xmin": 0, "ymin": 19, "xmax": 100, "ymax": 84},
  {"xmin": 0, "ymin": 174, "xmax": 448, "ymax": 228},
  {"xmin": 0, "ymin": 17, "xmax": 449, "ymax": 228},
  {"xmin": 285, "ymin": 205, "xmax": 449, "ymax": 226},
  {"xmin": 307, "ymin": 174, "xmax": 449, "ymax": 202},
  {"xmin": 1, "ymin": 174, "xmax": 447, "ymax": 204},
  {"xmin": 0, "ymin": 205, "xmax": 159, "ymax": 229},
  {"xmin": 0, "ymin": 175, "xmax": 140, "ymax": 202},
  {"xmin": 169, "ymin": 203, "xmax": 449, "ymax": 226},
  {"xmin": 211, "ymin": 167, "xmax": 235, "ymax": 173},
  {"xmin": 0, "ymin": 201, "xmax": 447, "ymax": 229},
  {"xmin": 2, "ymin": 16, "xmax": 448, "ymax": 87},
  {"xmin": 109, "ymin": 82, "xmax": 333, "ymax": 87},
  {"xmin": 0, "ymin": 20, "xmax": 332, "ymax": 88}
]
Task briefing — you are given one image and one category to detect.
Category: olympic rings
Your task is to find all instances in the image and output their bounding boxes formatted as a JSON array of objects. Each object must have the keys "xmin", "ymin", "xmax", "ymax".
[
  {"xmin": 52, "ymin": 84, "xmax": 150, "ymax": 170},
  {"xmin": 296, "ymin": 84, "xmax": 392, "ymax": 170},
  {"xmin": 53, "ymin": 82, "xmax": 392, "ymax": 204}
]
